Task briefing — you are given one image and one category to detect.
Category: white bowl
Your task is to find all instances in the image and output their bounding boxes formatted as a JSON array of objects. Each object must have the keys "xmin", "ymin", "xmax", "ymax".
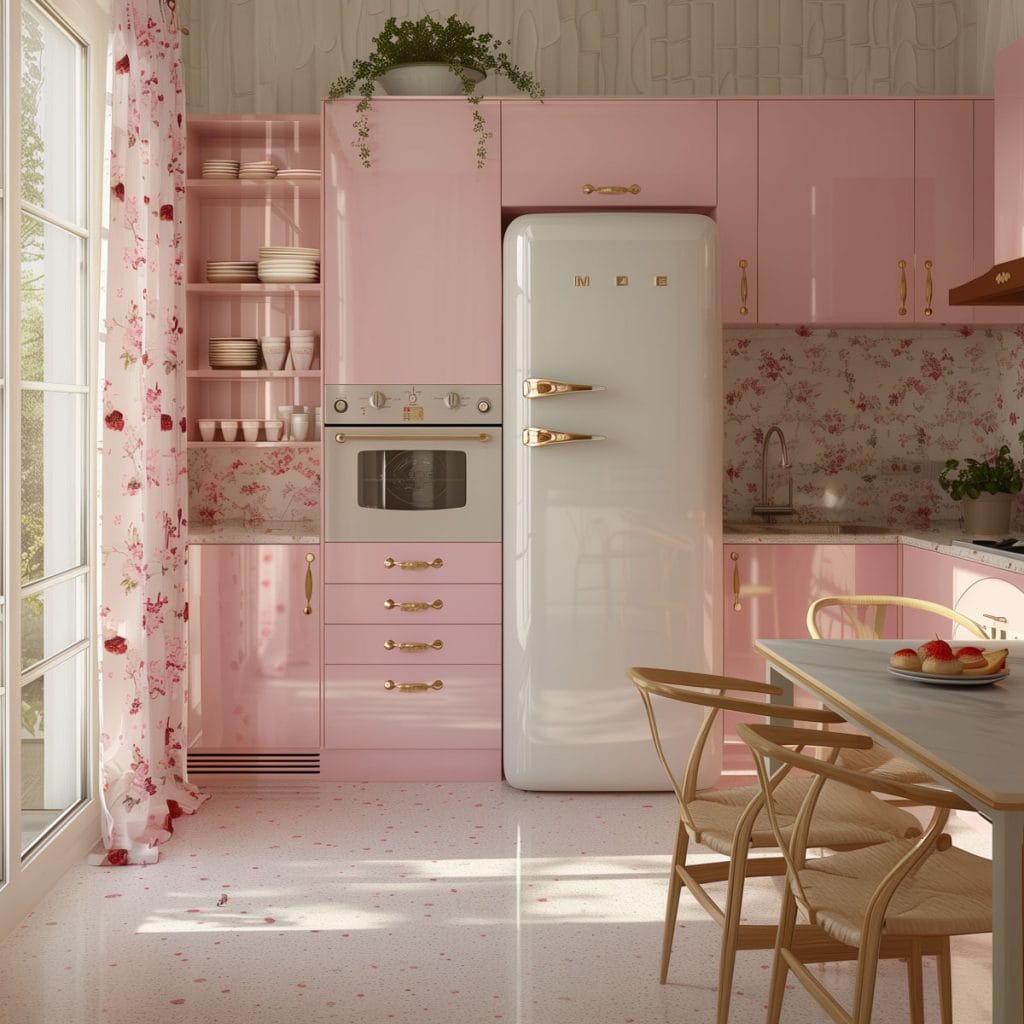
[
  {"xmin": 291, "ymin": 350, "xmax": 314, "ymax": 371},
  {"xmin": 259, "ymin": 335, "xmax": 286, "ymax": 344},
  {"xmin": 220, "ymin": 419, "xmax": 239, "ymax": 442},
  {"xmin": 197, "ymin": 419, "xmax": 217, "ymax": 442},
  {"xmin": 264, "ymin": 419, "xmax": 284, "ymax": 441}
]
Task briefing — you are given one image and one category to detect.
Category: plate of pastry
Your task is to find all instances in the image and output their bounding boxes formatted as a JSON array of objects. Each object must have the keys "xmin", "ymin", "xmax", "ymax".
[{"xmin": 887, "ymin": 641, "xmax": 1009, "ymax": 686}]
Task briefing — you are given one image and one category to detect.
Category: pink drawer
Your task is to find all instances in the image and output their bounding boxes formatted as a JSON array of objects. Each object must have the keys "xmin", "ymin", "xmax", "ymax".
[
  {"xmin": 324, "ymin": 624, "xmax": 500, "ymax": 665},
  {"xmin": 324, "ymin": 542, "xmax": 501, "ymax": 584},
  {"xmin": 324, "ymin": 583, "xmax": 500, "ymax": 624},
  {"xmin": 324, "ymin": 664, "xmax": 500, "ymax": 749}
]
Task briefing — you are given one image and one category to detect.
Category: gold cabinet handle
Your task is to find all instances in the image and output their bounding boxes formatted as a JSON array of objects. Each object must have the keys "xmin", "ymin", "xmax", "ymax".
[
  {"xmin": 923, "ymin": 259, "xmax": 933, "ymax": 317},
  {"xmin": 384, "ymin": 598, "xmax": 444, "ymax": 611},
  {"xmin": 581, "ymin": 183, "xmax": 641, "ymax": 195},
  {"xmin": 523, "ymin": 378, "xmax": 606, "ymax": 399},
  {"xmin": 897, "ymin": 259, "xmax": 908, "ymax": 316},
  {"xmin": 384, "ymin": 557, "xmax": 444, "ymax": 570},
  {"xmin": 384, "ymin": 638, "xmax": 444, "ymax": 651},
  {"xmin": 523, "ymin": 427, "xmax": 607, "ymax": 448},
  {"xmin": 730, "ymin": 551, "xmax": 742, "ymax": 612},
  {"xmin": 384, "ymin": 679, "xmax": 444, "ymax": 692},
  {"xmin": 739, "ymin": 259, "xmax": 749, "ymax": 317},
  {"xmin": 303, "ymin": 552, "xmax": 315, "ymax": 615}
]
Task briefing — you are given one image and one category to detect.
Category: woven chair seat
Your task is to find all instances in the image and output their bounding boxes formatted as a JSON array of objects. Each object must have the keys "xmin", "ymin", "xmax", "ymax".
[
  {"xmin": 798, "ymin": 838, "xmax": 992, "ymax": 946},
  {"xmin": 689, "ymin": 777, "xmax": 921, "ymax": 856}
]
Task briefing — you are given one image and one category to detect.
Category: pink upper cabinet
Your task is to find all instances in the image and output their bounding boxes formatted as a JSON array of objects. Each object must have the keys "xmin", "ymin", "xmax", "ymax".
[
  {"xmin": 716, "ymin": 101, "xmax": 757, "ymax": 324},
  {"xmin": 322, "ymin": 98, "xmax": 501, "ymax": 385},
  {"xmin": 501, "ymin": 99, "xmax": 716, "ymax": 208},
  {"xmin": 994, "ymin": 36, "xmax": 1024, "ymax": 264},
  {"xmin": 757, "ymin": 100, "xmax": 915, "ymax": 325}
]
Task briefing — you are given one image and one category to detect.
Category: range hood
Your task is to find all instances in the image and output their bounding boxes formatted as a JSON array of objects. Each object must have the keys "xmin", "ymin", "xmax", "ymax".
[{"xmin": 949, "ymin": 257, "xmax": 1024, "ymax": 306}]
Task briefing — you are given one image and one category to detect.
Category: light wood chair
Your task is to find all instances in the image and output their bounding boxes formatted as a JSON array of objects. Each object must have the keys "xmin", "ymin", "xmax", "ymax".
[
  {"xmin": 629, "ymin": 667, "xmax": 924, "ymax": 1024},
  {"xmin": 807, "ymin": 595, "xmax": 987, "ymax": 783},
  {"xmin": 738, "ymin": 721, "xmax": 992, "ymax": 1024}
]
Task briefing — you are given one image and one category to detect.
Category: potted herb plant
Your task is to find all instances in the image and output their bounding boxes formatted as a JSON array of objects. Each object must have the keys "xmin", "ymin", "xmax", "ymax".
[
  {"xmin": 938, "ymin": 430, "xmax": 1024, "ymax": 536},
  {"xmin": 326, "ymin": 14, "xmax": 544, "ymax": 169}
]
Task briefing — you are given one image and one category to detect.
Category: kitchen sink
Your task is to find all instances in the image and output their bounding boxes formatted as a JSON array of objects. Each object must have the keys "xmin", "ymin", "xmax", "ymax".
[{"xmin": 724, "ymin": 521, "xmax": 895, "ymax": 536}]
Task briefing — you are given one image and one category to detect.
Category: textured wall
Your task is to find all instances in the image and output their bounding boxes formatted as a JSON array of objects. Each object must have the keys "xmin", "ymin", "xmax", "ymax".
[{"xmin": 181, "ymin": 0, "xmax": 1024, "ymax": 114}]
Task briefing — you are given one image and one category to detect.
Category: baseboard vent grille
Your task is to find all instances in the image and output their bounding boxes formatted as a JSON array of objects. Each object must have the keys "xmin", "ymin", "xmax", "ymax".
[{"xmin": 187, "ymin": 751, "xmax": 321, "ymax": 775}]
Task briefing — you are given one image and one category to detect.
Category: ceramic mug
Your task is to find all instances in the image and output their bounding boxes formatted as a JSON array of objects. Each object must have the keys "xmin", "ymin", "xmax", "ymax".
[{"xmin": 289, "ymin": 412, "xmax": 310, "ymax": 441}]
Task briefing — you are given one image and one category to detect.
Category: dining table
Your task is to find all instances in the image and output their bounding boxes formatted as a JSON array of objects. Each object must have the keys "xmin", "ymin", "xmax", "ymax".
[{"xmin": 755, "ymin": 637, "xmax": 1024, "ymax": 1024}]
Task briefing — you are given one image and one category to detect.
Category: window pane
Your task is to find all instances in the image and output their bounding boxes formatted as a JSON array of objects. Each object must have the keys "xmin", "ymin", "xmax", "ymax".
[
  {"xmin": 21, "ymin": 575, "xmax": 87, "ymax": 672},
  {"xmin": 20, "ymin": 2, "xmax": 83, "ymax": 225},
  {"xmin": 20, "ymin": 389, "xmax": 86, "ymax": 584},
  {"xmin": 20, "ymin": 213, "xmax": 85, "ymax": 386},
  {"xmin": 20, "ymin": 651, "xmax": 87, "ymax": 853}
]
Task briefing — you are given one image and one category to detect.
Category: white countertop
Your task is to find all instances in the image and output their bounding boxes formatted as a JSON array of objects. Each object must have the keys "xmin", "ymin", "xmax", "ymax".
[{"xmin": 188, "ymin": 519, "xmax": 319, "ymax": 544}]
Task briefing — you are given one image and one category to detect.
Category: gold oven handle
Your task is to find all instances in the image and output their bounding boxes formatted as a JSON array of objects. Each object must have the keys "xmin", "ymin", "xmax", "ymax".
[
  {"xmin": 384, "ymin": 639, "xmax": 445, "ymax": 652},
  {"xmin": 523, "ymin": 427, "xmax": 607, "ymax": 448},
  {"xmin": 384, "ymin": 557, "xmax": 444, "ymax": 570},
  {"xmin": 335, "ymin": 432, "xmax": 492, "ymax": 443},
  {"xmin": 303, "ymin": 553, "xmax": 315, "ymax": 615},
  {"xmin": 384, "ymin": 598, "xmax": 444, "ymax": 611},
  {"xmin": 523, "ymin": 378, "xmax": 606, "ymax": 399},
  {"xmin": 384, "ymin": 679, "xmax": 444, "ymax": 692},
  {"xmin": 581, "ymin": 183, "xmax": 641, "ymax": 195}
]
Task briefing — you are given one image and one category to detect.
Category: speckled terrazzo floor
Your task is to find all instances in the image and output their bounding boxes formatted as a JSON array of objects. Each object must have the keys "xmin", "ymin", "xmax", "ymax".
[{"xmin": 0, "ymin": 782, "xmax": 993, "ymax": 1023}]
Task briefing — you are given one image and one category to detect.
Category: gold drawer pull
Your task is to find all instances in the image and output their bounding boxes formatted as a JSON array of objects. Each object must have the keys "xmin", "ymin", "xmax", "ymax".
[
  {"xmin": 731, "ymin": 551, "xmax": 741, "ymax": 612},
  {"xmin": 384, "ymin": 679, "xmax": 444, "ymax": 692},
  {"xmin": 303, "ymin": 552, "xmax": 315, "ymax": 615},
  {"xmin": 384, "ymin": 638, "xmax": 444, "ymax": 652},
  {"xmin": 523, "ymin": 427, "xmax": 606, "ymax": 448},
  {"xmin": 384, "ymin": 557, "xmax": 444, "ymax": 570},
  {"xmin": 739, "ymin": 259, "xmax": 749, "ymax": 317},
  {"xmin": 897, "ymin": 259, "xmax": 908, "ymax": 316},
  {"xmin": 384, "ymin": 598, "xmax": 444, "ymax": 611},
  {"xmin": 581, "ymin": 183, "xmax": 641, "ymax": 195},
  {"xmin": 924, "ymin": 259, "xmax": 933, "ymax": 317}
]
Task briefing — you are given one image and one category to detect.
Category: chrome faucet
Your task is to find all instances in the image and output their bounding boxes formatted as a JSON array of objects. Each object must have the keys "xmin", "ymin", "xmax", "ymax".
[{"xmin": 752, "ymin": 425, "xmax": 795, "ymax": 523}]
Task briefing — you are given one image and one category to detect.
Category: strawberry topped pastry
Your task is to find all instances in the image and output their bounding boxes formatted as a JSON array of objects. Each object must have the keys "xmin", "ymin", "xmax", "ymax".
[
  {"xmin": 889, "ymin": 648, "xmax": 922, "ymax": 671},
  {"xmin": 953, "ymin": 645, "xmax": 987, "ymax": 671},
  {"xmin": 892, "ymin": 641, "xmax": 1010, "ymax": 676},
  {"xmin": 920, "ymin": 644, "xmax": 964, "ymax": 676}
]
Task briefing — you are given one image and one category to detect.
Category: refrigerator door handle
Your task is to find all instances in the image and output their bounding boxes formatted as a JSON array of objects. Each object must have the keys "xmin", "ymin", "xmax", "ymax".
[
  {"xmin": 522, "ymin": 378, "xmax": 606, "ymax": 399},
  {"xmin": 522, "ymin": 427, "xmax": 607, "ymax": 448}
]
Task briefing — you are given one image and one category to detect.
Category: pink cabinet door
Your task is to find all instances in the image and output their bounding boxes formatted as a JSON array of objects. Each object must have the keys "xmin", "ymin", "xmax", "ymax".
[
  {"xmin": 914, "ymin": 100, "xmax": 976, "ymax": 324},
  {"xmin": 188, "ymin": 544, "xmax": 320, "ymax": 750},
  {"xmin": 322, "ymin": 98, "xmax": 501, "ymax": 385},
  {"xmin": 324, "ymin": 542, "xmax": 501, "ymax": 584},
  {"xmin": 717, "ymin": 101, "xmax": 757, "ymax": 325},
  {"xmin": 501, "ymin": 99, "xmax": 717, "ymax": 208},
  {"xmin": 758, "ymin": 100, "xmax": 914, "ymax": 325},
  {"xmin": 324, "ymin": 665, "xmax": 500, "ymax": 749},
  {"xmin": 972, "ymin": 100, "xmax": 1024, "ymax": 323}
]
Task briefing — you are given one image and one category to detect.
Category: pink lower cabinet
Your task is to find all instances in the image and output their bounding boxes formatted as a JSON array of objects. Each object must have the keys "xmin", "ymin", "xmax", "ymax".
[
  {"xmin": 322, "ymin": 542, "xmax": 502, "ymax": 780},
  {"xmin": 187, "ymin": 544, "xmax": 321, "ymax": 773}
]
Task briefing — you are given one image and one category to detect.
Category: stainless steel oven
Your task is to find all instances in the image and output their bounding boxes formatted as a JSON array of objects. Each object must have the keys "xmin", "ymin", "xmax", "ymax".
[{"xmin": 324, "ymin": 384, "xmax": 501, "ymax": 542}]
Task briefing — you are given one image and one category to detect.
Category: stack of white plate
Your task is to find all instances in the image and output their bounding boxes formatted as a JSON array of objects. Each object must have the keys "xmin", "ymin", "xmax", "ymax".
[
  {"xmin": 208, "ymin": 337, "xmax": 259, "ymax": 369},
  {"xmin": 239, "ymin": 160, "xmax": 278, "ymax": 179},
  {"xmin": 206, "ymin": 260, "xmax": 259, "ymax": 283},
  {"xmin": 277, "ymin": 168, "xmax": 321, "ymax": 180},
  {"xmin": 202, "ymin": 159, "xmax": 240, "ymax": 179},
  {"xmin": 257, "ymin": 246, "xmax": 320, "ymax": 283}
]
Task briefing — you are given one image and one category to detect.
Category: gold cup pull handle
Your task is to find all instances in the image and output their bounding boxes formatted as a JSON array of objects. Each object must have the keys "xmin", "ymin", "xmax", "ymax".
[
  {"xmin": 303, "ymin": 552, "xmax": 315, "ymax": 615},
  {"xmin": 581, "ymin": 183, "xmax": 641, "ymax": 196},
  {"xmin": 384, "ymin": 598, "xmax": 444, "ymax": 611},
  {"xmin": 384, "ymin": 639, "xmax": 445, "ymax": 652},
  {"xmin": 730, "ymin": 551, "xmax": 742, "ymax": 612},
  {"xmin": 897, "ymin": 259, "xmax": 908, "ymax": 316},
  {"xmin": 384, "ymin": 679, "xmax": 445, "ymax": 692},
  {"xmin": 924, "ymin": 259, "xmax": 933, "ymax": 317},
  {"xmin": 384, "ymin": 557, "xmax": 444, "ymax": 570},
  {"xmin": 523, "ymin": 427, "xmax": 607, "ymax": 448},
  {"xmin": 739, "ymin": 259, "xmax": 749, "ymax": 317}
]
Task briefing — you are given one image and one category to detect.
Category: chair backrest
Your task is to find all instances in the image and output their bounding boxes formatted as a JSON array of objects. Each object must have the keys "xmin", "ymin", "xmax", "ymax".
[{"xmin": 806, "ymin": 594, "xmax": 986, "ymax": 641}]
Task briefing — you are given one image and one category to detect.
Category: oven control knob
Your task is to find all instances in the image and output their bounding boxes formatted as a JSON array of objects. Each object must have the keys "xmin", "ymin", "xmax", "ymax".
[
  {"xmin": 444, "ymin": 392, "xmax": 461, "ymax": 410},
  {"xmin": 369, "ymin": 390, "xmax": 387, "ymax": 409},
  {"xmin": 333, "ymin": 398, "xmax": 348, "ymax": 414},
  {"xmin": 476, "ymin": 398, "xmax": 492, "ymax": 414}
]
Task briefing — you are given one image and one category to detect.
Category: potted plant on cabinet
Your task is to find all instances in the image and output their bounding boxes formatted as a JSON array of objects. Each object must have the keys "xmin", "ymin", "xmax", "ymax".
[
  {"xmin": 326, "ymin": 14, "xmax": 544, "ymax": 169},
  {"xmin": 938, "ymin": 430, "xmax": 1024, "ymax": 536}
]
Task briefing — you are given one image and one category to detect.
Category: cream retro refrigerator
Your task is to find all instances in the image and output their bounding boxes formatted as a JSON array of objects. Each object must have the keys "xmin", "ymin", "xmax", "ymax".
[{"xmin": 503, "ymin": 213, "xmax": 722, "ymax": 790}]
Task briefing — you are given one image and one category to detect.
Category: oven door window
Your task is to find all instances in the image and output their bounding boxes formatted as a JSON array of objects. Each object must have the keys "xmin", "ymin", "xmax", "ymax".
[{"xmin": 357, "ymin": 449, "xmax": 468, "ymax": 511}]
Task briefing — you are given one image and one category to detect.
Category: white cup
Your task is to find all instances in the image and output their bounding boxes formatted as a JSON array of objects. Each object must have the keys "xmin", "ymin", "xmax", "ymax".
[
  {"xmin": 241, "ymin": 419, "xmax": 261, "ymax": 442},
  {"xmin": 198, "ymin": 419, "xmax": 217, "ymax": 442},
  {"xmin": 259, "ymin": 336, "xmax": 288, "ymax": 371},
  {"xmin": 264, "ymin": 419, "xmax": 284, "ymax": 441},
  {"xmin": 291, "ymin": 349, "xmax": 314, "ymax": 370},
  {"xmin": 289, "ymin": 412, "xmax": 310, "ymax": 441},
  {"xmin": 220, "ymin": 419, "xmax": 239, "ymax": 442},
  {"xmin": 277, "ymin": 405, "xmax": 294, "ymax": 437}
]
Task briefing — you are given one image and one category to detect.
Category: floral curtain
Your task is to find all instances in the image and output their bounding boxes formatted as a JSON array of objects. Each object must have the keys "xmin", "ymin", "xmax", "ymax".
[{"xmin": 92, "ymin": 0, "xmax": 206, "ymax": 866}]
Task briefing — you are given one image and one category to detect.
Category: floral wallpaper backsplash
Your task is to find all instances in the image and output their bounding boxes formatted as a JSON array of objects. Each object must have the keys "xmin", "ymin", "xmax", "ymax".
[
  {"xmin": 723, "ymin": 324, "xmax": 1024, "ymax": 528},
  {"xmin": 188, "ymin": 448, "xmax": 320, "ymax": 529}
]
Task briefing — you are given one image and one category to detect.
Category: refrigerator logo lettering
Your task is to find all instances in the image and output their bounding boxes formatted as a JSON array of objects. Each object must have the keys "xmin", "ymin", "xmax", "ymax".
[
  {"xmin": 616, "ymin": 275, "xmax": 629, "ymax": 286},
  {"xmin": 573, "ymin": 275, "xmax": 590, "ymax": 287},
  {"xmin": 655, "ymin": 276, "xmax": 668, "ymax": 287}
]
